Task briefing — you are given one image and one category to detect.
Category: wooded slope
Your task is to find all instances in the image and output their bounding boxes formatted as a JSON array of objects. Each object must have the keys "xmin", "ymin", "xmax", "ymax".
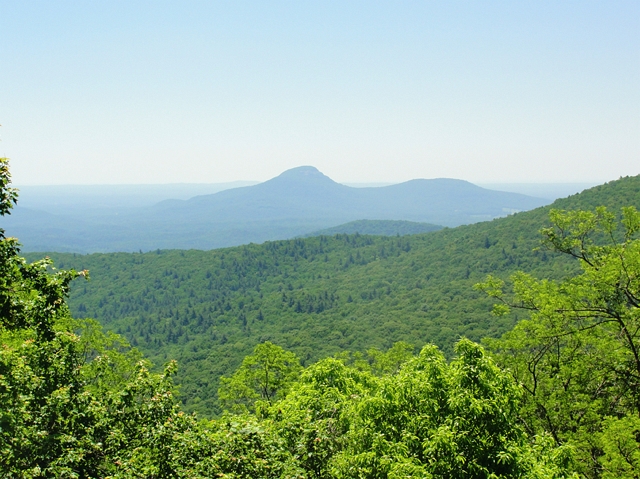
[{"xmin": 32, "ymin": 175, "xmax": 640, "ymax": 415}]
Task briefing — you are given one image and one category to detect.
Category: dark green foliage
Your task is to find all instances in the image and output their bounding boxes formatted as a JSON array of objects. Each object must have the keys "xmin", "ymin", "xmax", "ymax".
[
  {"xmin": 303, "ymin": 219, "xmax": 443, "ymax": 237},
  {"xmin": 29, "ymin": 175, "xmax": 640, "ymax": 416}
]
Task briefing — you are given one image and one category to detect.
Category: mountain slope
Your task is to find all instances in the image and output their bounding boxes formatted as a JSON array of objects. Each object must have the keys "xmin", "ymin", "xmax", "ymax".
[
  {"xmin": 156, "ymin": 166, "xmax": 547, "ymax": 224},
  {"xmin": 5, "ymin": 166, "xmax": 548, "ymax": 252},
  {"xmin": 303, "ymin": 220, "xmax": 443, "ymax": 237},
  {"xmin": 27, "ymin": 175, "xmax": 640, "ymax": 416}
]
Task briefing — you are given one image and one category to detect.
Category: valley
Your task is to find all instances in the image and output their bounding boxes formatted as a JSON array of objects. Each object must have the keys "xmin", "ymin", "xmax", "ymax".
[
  {"xmin": 5, "ymin": 159, "xmax": 640, "ymax": 477},
  {"xmin": 29, "ymin": 174, "xmax": 640, "ymax": 416}
]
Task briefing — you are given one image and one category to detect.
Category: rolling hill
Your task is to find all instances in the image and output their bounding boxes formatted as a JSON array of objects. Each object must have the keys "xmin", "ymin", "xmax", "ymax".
[
  {"xmin": 303, "ymin": 219, "xmax": 443, "ymax": 237},
  {"xmin": 24, "ymin": 175, "xmax": 640, "ymax": 416}
]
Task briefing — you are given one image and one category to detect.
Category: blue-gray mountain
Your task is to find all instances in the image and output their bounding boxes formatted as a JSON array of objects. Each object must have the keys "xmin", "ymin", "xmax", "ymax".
[{"xmin": 4, "ymin": 166, "xmax": 549, "ymax": 253}]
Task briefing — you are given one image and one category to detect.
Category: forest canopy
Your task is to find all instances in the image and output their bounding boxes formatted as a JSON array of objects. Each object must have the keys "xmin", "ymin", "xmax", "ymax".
[
  {"xmin": 34, "ymin": 173, "xmax": 640, "ymax": 417},
  {"xmin": 2, "ymin": 158, "xmax": 639, "ymax": 477}
]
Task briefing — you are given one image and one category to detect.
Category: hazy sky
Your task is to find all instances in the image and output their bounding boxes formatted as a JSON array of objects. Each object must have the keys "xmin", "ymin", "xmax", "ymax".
[{"xmin": 1, "ymin": 1, "xmax": 638, "ymax": 185}]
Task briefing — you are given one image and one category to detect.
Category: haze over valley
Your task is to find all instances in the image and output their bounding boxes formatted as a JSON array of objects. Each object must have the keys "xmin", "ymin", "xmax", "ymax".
[{"xmin": 5, "ymin": 166, "xmax": 551, "ymax": 253}]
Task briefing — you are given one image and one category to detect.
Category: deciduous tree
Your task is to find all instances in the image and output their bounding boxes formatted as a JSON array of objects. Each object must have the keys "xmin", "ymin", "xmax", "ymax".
[
  {"xmin": 219, "ymin": 341, "xmax": 301, "ymax": 412},
  {"xmin": 478, "ymin": 206, "xmax": 640, "ymax": 478}
]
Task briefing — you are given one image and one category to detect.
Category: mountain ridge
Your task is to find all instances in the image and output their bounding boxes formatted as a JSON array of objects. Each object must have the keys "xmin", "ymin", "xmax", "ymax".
[
  {"xmin": 5, "ymin": 166, "xmax": 549, "ymax": 252},
  {"xmin": 148, "ymin": 166, "xmax": 548, "ymax": 224}
]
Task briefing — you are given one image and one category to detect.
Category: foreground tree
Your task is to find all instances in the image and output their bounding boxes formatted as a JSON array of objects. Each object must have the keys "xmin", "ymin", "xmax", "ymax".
[
  {"xmin": 0, "ymin": 158, "xmax": 195, "ymax": 477},
  {"xmin": 478, "ymin": 206, "xmax": 640, "ymax": 478},
  {"xmin": 330, "ymin": 340, "xmax": 575, "ymax": 479},
  {"xmin": 245, "ymin": 340, "xmax": 575, "ymax": 479},
  {"xmin": 218, "ymin": 341, "xmax": 302, "ymax": 413}
]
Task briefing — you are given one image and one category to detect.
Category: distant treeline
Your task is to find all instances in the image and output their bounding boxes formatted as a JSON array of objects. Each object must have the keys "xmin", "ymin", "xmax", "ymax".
[{"xmin": 302, "ymin": 219, "xmax": 443, "ymax": 237}]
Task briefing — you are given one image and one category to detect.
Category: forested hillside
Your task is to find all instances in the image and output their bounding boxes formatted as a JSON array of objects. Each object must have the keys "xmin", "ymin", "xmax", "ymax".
[
  {"xmin": 303, "ymin": 219, "xmax": 443, "ymax": 236},
  {"xmin": 31, "ymin": 175, "xmax": 640, "ymax": 416},
  {"xmin": 5, "ymin": 157, "xmax": 640, "ymax": 477}
]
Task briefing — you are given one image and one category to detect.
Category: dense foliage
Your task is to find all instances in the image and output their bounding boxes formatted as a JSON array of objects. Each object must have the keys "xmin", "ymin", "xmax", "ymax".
[
  {"xmin": 28, "ymin": 175, "xmax": 640, "ymax": 415},
  {"xmin": 3, "ymin": 159, "xmax": 640, "ymax": 476},
  {"xmin": 479, "ymin": 206, "xmax": 640, "ymax": 479},
  {"xmin": 302, "ymin": 219, "xmax": 443, "ymax": 237},
  {"xmin": 1, "ymin": 158, "xmax": 191, "ymax": 476}
]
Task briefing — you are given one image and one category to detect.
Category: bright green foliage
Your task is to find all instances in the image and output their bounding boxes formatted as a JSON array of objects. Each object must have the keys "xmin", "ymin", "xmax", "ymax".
[
  {"xmin": 479, "ymin": 206, "xmax": 640, "ymax": 478},
  {"xmin": 219, "ymin": 341, "xmax": 302, "ymax": 413},
  {"xmin": 73, "ymin": 318, "xmax": 146, "ymax": 396},
  {"xmin": 266, "ymin": 357, "xmax": 378, "ymax": 478},
  {"xmin": 0, "ymin": 160, "xmax": 192, "ymax": 477},
  {"xmin": 367, "ymin": 340, "xmax": 416, "ymax": 375},
  {"xmin": 599, "ymin": 415, "xmax": 640, "ymax": 479},
  {"xmin": 145, "ymin": 415, "xmax": 304, "ymax": 479},
  {"xmin": 0, "ymin": 158, "xmax": 18, "ymax": 217},
  {"xmin": 217, "ymin": 340, "xmax": 575, "ymax": 479},
  {"xmin": 331, "ymin": 340, "xmax": 575, "ymax": 479}
]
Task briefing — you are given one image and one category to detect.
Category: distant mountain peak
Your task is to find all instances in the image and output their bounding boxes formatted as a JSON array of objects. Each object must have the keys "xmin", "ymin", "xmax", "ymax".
[
  {"xmin": 264, "ymin": 166, "xmax": 340, "ymax": 188},
  {"xmin": 275, "ymin": 166, "xmax": 327, "ymax": 179}
]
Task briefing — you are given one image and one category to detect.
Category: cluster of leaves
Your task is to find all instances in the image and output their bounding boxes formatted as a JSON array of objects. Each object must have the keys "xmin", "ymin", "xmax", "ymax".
[
  {"xmin": 29, "ymin": 175, "xmax": 640, "ymax": 416},
  {"xmin": 478, "ymin": 206, "xmax": 640, "ymax": 478},
  {"xmin": 211, "ymin": 339, "xmax": 576, "ymax": 478}
]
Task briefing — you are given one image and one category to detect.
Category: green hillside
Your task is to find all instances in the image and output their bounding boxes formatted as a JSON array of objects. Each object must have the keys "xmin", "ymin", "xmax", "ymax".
[
  {"xmin": 303, "ymin": 219, "xmax": 443, "ymax": 236},
  {"xmin": 29, "ymin": 175, "xmax": 640, "ymax": 416}
]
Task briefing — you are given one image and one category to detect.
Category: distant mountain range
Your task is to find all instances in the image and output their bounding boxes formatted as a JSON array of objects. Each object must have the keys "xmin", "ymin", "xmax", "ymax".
[{"xmin": 4, "ymin": 166, "xmax": 550, "ymax": 253}]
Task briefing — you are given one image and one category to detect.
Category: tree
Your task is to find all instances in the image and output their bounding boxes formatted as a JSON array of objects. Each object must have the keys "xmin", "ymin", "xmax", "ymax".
[
  {"xmin": 218, "ymin": 341, "xmax": 301, "ymax": 412},
  {"xmin": 331, "ymin": 340, "xmax": 575, "ymax": 479},
  {"xmin": 367, "ymin": 340, "xmax": 415, "ymax": 375},
  {"xmin": 0, "ymin": 158, "xmax": 17, "ymax": 218},
  {"xmin": 478, "ymin": 206, "xmax": 640, "ymax": 478},
  {"xmin": 267, "ymin": 356, "xmax": 378, "ymax": 479},
  {"xmin": 0, "ymin": 158, "xmax": 194, "ymax": 477}
]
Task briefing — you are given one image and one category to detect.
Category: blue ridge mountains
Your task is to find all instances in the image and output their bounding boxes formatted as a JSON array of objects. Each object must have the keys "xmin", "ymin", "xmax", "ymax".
[{"xmin": 5, "ymin": 166, "xmax": 550, "ymax": 253}]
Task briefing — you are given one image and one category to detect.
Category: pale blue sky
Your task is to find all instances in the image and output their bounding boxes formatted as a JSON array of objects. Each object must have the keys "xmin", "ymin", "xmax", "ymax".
[{"xmin": 1, "ymin": 1, "xmax": 638, "ymax": 185}]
